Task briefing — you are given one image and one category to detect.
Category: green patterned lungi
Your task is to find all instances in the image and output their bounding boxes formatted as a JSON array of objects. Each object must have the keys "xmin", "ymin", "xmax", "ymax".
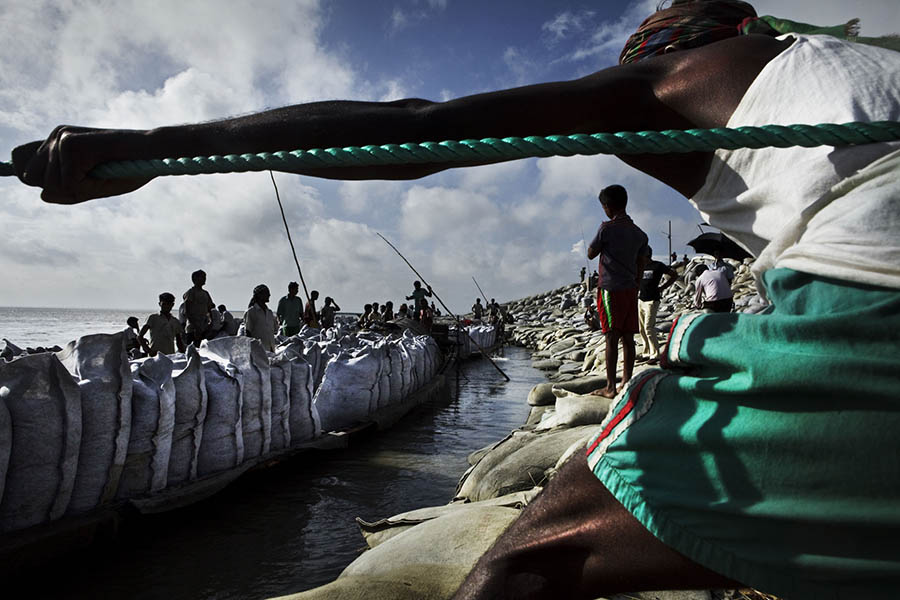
[{"xmin": 586, "ymin": 268, "xmax": 900, "ymax": 600}]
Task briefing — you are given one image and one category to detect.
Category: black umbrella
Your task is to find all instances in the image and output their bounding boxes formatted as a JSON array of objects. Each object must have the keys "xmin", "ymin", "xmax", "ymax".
[{"xmin": 687, "ymin": 232, "xmax": 753, "ymax": 261}]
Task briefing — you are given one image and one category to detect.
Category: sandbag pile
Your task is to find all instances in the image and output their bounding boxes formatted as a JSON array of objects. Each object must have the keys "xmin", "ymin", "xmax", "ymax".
[
  {"xmin": 451, "ymin": 323, "xmax": 499, "ymax": 359},
  {"xmin": 0, "ymin": 322, "xmax": 443, "ymax": 534},
  {"xmin": 504, "ymin": 258, "xmax": 765, "ymax": 383}
]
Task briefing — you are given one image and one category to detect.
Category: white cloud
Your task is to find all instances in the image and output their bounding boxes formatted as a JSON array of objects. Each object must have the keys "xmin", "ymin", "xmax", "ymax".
[
  {"xmin": 542, "ymin": 10, "xmax": 595, "ymax": 43},
  {"xmin": 337, "ymin": 180, "xmax": 407, "ymax": 215},
  {"xmin": 400, "ymin": 185, "xmax": 501, "ymax": 241}
]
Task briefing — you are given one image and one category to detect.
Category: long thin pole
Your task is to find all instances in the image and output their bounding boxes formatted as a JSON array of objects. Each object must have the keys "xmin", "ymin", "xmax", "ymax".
[
  {"xmin": 377, "ymin": 232, "xmax": 510, "ymax": 382},
  {"xmin": 270, "ymin": 171, "xmax": 311, "ymax": 305},
  {"xmin": 472, "ymin": 276, "xmax": 489, "ymax": 307},
  {"xmin": 580, "ymin": 225, "xmax": 592, "ymax": 288}
]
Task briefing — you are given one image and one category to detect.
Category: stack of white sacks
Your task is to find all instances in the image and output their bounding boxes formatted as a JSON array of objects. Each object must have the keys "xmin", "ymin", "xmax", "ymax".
[
  {"xmin": 0, "ymin": 323, "xmax": 441, "ymax": 534},
  {"xmin": 453, "ymin": 324, "xmax": 499, "ymax": 359}
]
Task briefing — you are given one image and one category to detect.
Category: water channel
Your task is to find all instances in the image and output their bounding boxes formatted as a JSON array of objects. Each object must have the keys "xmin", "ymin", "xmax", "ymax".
[{"xmin": 13, "ymin": 345, "xmax": 545, "ymax": 599}]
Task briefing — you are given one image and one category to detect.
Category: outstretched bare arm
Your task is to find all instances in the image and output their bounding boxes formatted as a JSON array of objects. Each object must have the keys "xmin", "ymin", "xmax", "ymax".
[{"xmin": 12, "ymin": 35, "xmax": 789, "ymax": 204}]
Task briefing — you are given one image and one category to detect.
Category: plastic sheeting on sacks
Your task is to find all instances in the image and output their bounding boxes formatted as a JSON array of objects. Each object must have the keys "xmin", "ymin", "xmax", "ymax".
[
  {"xmin": 168, "ymin": 346, "xmax": 207, "ymax": 486},
  {"xmin": 370, "ymin": 341, "xmax": 392, "ymax": 412},
  {"xmin": 0, "ymin": 353, "xmax": 81, "ymax": 532},
  {"xmin": 196, "ymin": 356, "xmax": 243, "ymax": 477},
  {"xmin": 287, "ymin": 355, "xmax": 320, "ymax": 444},
  {"xmin": 268, "ymin": 357, "xmax": 292, "ymax": 451},
  {"xmin": 118, "ymin": 353, "xmax": 175, "ymax": 499},
  {"xmin": 386, "ymin": 342, "xmax": 404, "ymax": 406},
  {"xmin": 202, "ymin": 337, "xmax": 271, "ymax": 461},
  {"xmin": 58, "ymin": 332, "xmax": 131, "ymax": 515},
  {"xmin": 275, "ymin": 342, "xmax": 321, "ymax": 444}
]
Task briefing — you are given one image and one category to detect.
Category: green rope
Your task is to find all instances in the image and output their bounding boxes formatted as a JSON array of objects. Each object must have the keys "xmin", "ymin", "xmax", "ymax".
[{"xmin": 1, "ymin": 121, "xmax": 898, "ymax": 180}]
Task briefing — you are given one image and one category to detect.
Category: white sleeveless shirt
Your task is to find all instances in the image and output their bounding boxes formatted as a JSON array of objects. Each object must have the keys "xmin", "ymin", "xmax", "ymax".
[{"xmin": 692, "ymin": 34, "xmax": 900, "ymax": 293}]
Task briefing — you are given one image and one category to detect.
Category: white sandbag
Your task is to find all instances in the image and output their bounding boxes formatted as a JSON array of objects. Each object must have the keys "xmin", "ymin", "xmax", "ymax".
[
  {"xmin": 269, "ymin": 357, "xmax": 292, "ymax": 451},
  {"xmin": 535, "ymin": 389, "xmax": 614, "ymax": 431},
  {"xmin": 455, "ymin": 425, "xmax": 597, "ymax": 502},
  {"xmin": 527, "ymin": 375, "xmax": 607, "ymax": 406},
  {"xmin": 313, "ymin": 348, "xmax": 380, "ymax": 432},
  {"xmin": 0, "ymin": 354, "xmax": 81, "ymax": 532},
  {"xmin": 400, "ymin": 332, "xmax": 421, "ymax": 393},
  {"xmin": 286, "ymin": 355, "xmax": 320, "ymax": 444},
  {"xmin": 410, "ymin": 337, "xmax": 426, "ymax": 391},
  {"xmin": 118, "ymin": 354, "xmax": 175, "ymax": 498},
  {"xmin": 373, "ymin": 342, "xmax": 391, "ymax": 412},
  {"xmin": 421, "ymin": 336, "xmax": 435, "ymax": 381},
  {"xmin": 386, "ymin": 342, "xmax": 405, "ymax": 405},
  {"xmin": 168, "ymin": 346, "xmax": 207, "ymax": 486},
  {"xmin": 302, "ymin": 341, "xmax": 325, "ymax": 392},
  {"xmin": 58, "ymin": 333, "xmax": 132, "ymax": 515},
  {"xmin": 197, "ymin": 356, "xmax": 243, "ymax": 476},
  {"xmin": 202, "ymin": 337, "xmax": 271, "ymax": 460},
  {"xmin": 397, "ymin": 340, "xmax": 414, "ymax": 399},
  {"xmin": 358, "ymin": 343, "xmax": 385, "ymax": 414}
]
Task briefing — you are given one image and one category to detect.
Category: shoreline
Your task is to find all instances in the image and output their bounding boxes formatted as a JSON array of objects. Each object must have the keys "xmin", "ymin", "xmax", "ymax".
[{"xmin": 279, "ymin": 257, "xmax": 765, "ymax": 600}]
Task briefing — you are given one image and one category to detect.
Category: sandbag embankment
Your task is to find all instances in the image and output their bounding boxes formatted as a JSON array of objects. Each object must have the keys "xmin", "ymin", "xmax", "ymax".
[
  {"xmin": 504, "ymin": 258, "xmax": 763, "ymax": 384},
  {"xmin": 0, "ymin": 319, "xmax": 443, "ymax": 535}
]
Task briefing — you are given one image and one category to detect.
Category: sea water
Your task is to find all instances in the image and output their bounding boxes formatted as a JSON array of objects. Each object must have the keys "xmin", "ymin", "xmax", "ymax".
[{"xmin": 0, "ymin": 306, "xmax": 156, "ymax": 349}]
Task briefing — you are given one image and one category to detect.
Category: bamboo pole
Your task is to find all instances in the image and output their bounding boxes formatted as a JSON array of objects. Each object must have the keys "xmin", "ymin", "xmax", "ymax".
[{"xmin": 377, "ymin": 232, "xmax": 510, "ymax": 382}]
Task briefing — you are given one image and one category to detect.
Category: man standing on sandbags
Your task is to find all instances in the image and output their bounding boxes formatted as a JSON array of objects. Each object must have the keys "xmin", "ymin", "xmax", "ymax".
[
  {"xmin": 276, "ymin": 281, "xmax": 304, "ymax": 336},
  {"xmin": 183, "ymin": 269, "xmax": 215, "ymax": 345},
  {"xmin": 637, "ymin": 246, "xmax": 677, "ymax": 363},
  {"xmin": 587, "ymin": 185, "xmax": 648, "ymax": 398}
]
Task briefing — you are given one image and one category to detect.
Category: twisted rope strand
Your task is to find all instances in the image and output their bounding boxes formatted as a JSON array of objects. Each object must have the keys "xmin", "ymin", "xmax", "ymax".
[{"xmin": 1, "ymin": 121, "xmax": 898, "ymax": 180}]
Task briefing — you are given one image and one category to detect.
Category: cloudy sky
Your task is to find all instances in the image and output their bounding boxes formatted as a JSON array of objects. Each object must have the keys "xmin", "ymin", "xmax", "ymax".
[{"xmin": 1, "ymin": 0, "xmax": 897, "ymax": 314}]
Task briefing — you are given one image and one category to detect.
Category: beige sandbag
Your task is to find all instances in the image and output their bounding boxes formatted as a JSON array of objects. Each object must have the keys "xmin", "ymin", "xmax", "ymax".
[
  {"xmin": 455, "ymin": 425, "xmax": 597, "ymax": 502},
  {"xmin": 526, "ymin": 374, "xmax": 607, "ymax": 406},
  {"xmin": 525, "ymin": 404, "xmax": 553, "ymax": 427},
  {"xmin": 356, "ymin": 488, "xmax": 540, "ymax": 549},
  {"xmin": 270, "ymin": 572, "xmax": 449, "ymax": 600},
  {"xmin": 534, "ymin": 390, "xmax": 613, "ymax": 431},
  {"xmin": 272, "ymin": 506, "xmax": 520, "ymax": 600}
]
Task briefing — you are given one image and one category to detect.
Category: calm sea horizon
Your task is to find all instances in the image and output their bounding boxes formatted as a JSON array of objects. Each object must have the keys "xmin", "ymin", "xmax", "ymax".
[
  {"xmin": 0, "ymin": 306, "xmax": 245, "ymax": 350},
  {"xmin": 0, "ymin": 306, "xmax": 156, "ymax": 349},
  {"xmin": 0, "ymin": 307, "xmax": 371, "ymax": 350}
]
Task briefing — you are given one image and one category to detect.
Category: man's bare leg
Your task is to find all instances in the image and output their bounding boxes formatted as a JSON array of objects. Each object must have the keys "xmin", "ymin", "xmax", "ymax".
[
  {"xmin": 453, "ymin": 451, "xmax": 739, "ymax": 599},
  {"xmin": 592, "ymin": 331, "xmax": 620, "ymax": 398}
]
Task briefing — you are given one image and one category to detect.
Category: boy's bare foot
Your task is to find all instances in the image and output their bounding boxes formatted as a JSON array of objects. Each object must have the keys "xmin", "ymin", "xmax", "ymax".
[{"xmin": 590, "ymin": 387, "xmax": 618, "ymax": 398}]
